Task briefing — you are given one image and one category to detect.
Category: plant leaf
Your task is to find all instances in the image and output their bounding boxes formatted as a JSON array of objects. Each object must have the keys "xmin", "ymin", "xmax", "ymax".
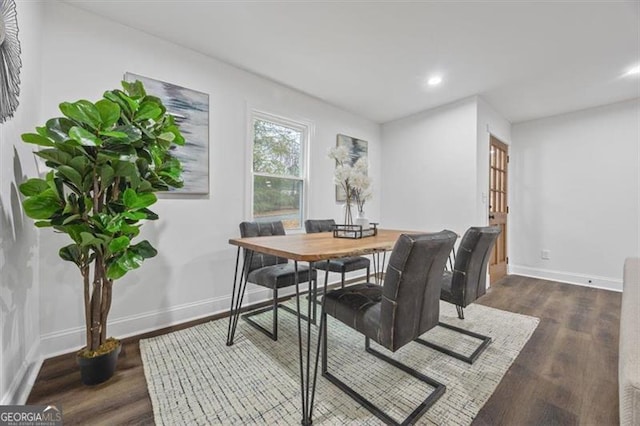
[
  {"xmin": 106, "ymin": 262, "xmax": 127, "ymax": 280},
  {"xmin": 135, "ymin": 102, "xmax": 162, "ymax": 121},
  {"xmin": 69, "ymin": 156, "xmax": 90, "ymax": 175},
  {"xmin": 166, "ymin": 124, "xmax": 185, "ymax": 146},
  {"xmin": 59, "ymin": 100, "xmax": 102, "ymax": 129},
  {"xmin": 120, "ymin": 223, "xmax": 141, "ymax": 237},
  {"xmin": 107, "ymin": 124, "xmax": 142, "ymax": 144},
  {"xmin": 22, "ymin": 189, "xmax": 62, "ymax": 219},
  {"xmin": 59, "ymin": 244, "xmax": 84, "ymax": 266},
  {"xmin": 104, "ymin": 89, "xmax": 140, "ymax": 116},
  {"xmin": 45, "ymin": 117, "xmax": 76, "ymax": 142},
  {"xmin": 108, "ymin": 235, "xmax": 130, "ymax": 253},
  {"xmin": 62, "ymin": 214, "xmax": 82, "ymax": 225},
  {"xmin": 122, "ymin": 188, "xmax": 157, "ymax": 210},
  {"xmin": 69, "ymin": 126, "xmax": 102, "ymax": 147},
  {"xmin": 129, "ymin": 240, "xmax": 157, "ymax": 259},
  {"xmin": 95, "ymin": 99, "xmax": 121, "ymax": 128},
  {"xmin": 22, "ymin": 133, "xmax": 56, "ymax": 147},
  {"xmin": 122, "ymin": 80, "xmax": 146, "ymax": 98},
  {"xmin": 35, "ymin": 149, "xmax": 72, "ymax": 166},
  {"xmin": 57, "ymin": 165, "xmax": 84, "ymax": 189},
  {"xmin": 122, "ymin": 211, "xmax": 147, "ymax": 221},
  {"xmin": 19, "ymin": 178, "xmax": 49, "ymax": 196},
  {"xmin": 116, "ymin": 249, "xmax": 144, "ymax": 271},
  {"xmin": 157, "ymin": 132, "xmax": 175, "ymax": 143},
  {"xmin": 100, "ymin": 164, "xmax": 114, "ymax": 188}
]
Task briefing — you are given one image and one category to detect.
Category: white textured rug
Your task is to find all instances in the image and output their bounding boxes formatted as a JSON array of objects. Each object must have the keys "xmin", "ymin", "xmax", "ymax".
[{"xmin": 141, "ymin": 300, "xmax": 538, "ymax": 425}]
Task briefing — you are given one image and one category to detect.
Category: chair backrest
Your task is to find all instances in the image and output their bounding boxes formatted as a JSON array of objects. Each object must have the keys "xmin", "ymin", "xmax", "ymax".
[
  {"xmin": 379, "ymin": 230, "xmax": 457, "ymax": 351},
  {"xmin": 239, "ymin": 221, "xmax": 288, "ymax": 274},
  {"xmin": 451, "ymin": 226, "xmax": 501, "ymax": 307},
  {"xmin": 304, "ymin": 219, "xmax": 336, "ymax": 233}
]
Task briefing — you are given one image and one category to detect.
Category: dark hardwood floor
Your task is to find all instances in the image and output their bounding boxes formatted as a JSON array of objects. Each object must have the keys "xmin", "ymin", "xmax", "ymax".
[{"xmin": 27, "ymin": 275, "xmax": 621, "ymax": 425}]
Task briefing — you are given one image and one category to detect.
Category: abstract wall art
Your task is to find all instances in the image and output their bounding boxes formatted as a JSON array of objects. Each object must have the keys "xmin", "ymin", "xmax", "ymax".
[{"xmin": 125, "ymin": 72, "xmax": 209, "ymax": 194}]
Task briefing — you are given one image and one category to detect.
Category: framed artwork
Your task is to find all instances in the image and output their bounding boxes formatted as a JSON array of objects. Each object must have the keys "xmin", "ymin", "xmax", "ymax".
[
  {"xmin": 335, "ymin": 133, "xmax": 368, "ymax": 202},
  {"xmin": 124, "ymin": 72, "xmax": 209, "ymax": 194},
  {"xmin": 0, "ymin": 0, "xmax": 22, "ymax": 123}
]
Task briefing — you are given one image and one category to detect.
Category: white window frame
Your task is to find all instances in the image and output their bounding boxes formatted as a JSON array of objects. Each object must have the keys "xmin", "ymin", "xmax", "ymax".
[{"xmin": 247, "ymin": 109, "xmax": 310, "ymax": 231}]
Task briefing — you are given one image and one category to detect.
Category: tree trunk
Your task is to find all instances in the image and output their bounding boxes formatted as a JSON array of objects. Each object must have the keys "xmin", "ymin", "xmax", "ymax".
[
  {"xmin": 89, "ymin": 256, "xmax": 104, "ymax": 351},
  {"xmin": 99, "ymin": 262, "xmax": 113, "ymax": 344},
  {"xmin": 82, "ymin": 264, "xmax": 91, "ymax": 351}
]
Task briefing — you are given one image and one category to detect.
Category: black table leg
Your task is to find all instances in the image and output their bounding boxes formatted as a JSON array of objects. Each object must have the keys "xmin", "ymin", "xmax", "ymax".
[
  {"xmin": 226, "ymin": 248, "xmax": 253, "ymax": 346},
  {"xmin": 293, "ymin": 259, "xmax": 330, "ymax": 425},
  {"xmin": 371, "ymin": 249, "xmax": 387, "ymax": 285}
]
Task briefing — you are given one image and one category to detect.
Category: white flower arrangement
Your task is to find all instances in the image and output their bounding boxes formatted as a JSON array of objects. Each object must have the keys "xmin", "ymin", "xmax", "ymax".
[{"xmin": 328, "ymin": 146, "xmax": 372, "ymax": 223}]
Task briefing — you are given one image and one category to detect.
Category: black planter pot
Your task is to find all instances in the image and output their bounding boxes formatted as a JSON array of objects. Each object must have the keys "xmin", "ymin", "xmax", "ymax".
[{"xmin": 77, "ymin": 343, "xmax": 121, "ymax": 386}]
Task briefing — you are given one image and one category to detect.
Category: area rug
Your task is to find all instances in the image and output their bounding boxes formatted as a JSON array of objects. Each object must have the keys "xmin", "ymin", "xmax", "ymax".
[{"xmin": 140, "ymin": 300, "xmax": 539, "ymax": 425}]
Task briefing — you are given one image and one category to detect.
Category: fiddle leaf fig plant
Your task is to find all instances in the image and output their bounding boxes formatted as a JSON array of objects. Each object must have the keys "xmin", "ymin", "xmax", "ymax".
[{"xmin": 19, "ymin": 81, "xmax": 184, "ymax": 356}]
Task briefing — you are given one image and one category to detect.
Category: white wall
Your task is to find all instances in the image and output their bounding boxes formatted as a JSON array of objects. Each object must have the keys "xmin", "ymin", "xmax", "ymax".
[
  {"xmin": 0, "ymin": 1, "xmax": 44, "ymax": 404},
  {"xmin": 36, "ymin": 2, "xmax": 382, "ymax": 356},
  {"xmin": 510, "ymin": 98, "xmax": 640, "ymax": 290},
  {"xmin": 380, "ymin": 97, "xmax": 479, "ymax": 235}
]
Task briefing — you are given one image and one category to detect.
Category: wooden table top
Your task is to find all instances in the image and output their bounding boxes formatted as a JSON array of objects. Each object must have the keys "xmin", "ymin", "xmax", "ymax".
[{"xmin": 229, "ymin": 229, "xmax": 418, "ymax": 262}]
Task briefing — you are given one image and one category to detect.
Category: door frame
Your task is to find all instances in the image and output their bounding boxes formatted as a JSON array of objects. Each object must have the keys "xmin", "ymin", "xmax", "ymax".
[{"xmin": 488, "ymin": 135, "xmax": 509, "ymax": 284}]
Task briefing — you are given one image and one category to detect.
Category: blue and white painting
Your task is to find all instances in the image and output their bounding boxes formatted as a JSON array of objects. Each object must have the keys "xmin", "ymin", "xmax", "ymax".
[{"xmin": 125, "ymin": 73, "xmax": 209, "ymax": 194}]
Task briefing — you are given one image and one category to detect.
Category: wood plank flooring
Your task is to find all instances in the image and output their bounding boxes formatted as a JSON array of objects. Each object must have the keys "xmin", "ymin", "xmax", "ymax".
[{"xmin": 27, "ymin": 275, "xmax": 621, "ymax": 425}]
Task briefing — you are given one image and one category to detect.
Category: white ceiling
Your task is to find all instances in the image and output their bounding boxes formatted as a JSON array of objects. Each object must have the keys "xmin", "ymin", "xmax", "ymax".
[{"xmin": 63, "ymin": 1, "xmax": 640, "ymax": 124}]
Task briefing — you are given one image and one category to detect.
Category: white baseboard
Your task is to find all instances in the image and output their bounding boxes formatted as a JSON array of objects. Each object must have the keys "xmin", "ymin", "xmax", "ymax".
[
  {"xmin": 508, "ymin": 264, "xmax": 622, "ymax": 292},
  {"xmin": 1, "ymin": 340, "xmax": 43, "ymax": 405},
  {"xmin": 39, "ymin": 283, "xmax": 312, "ymax": 358}
]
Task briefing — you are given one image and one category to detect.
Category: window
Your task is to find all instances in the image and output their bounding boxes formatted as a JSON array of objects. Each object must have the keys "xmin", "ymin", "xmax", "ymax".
[{"xmin": 251, "ymin": 112, "xmax": 308, "ymax": 230}]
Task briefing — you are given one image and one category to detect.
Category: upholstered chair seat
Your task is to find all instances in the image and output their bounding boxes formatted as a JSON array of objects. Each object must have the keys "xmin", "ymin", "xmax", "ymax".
[
  {"xmin": 323, "ymin": 283, "xmax": 382, "ymax": 340},
  {"xmin": 247, "ymin": 264, "xmax": 315, "ymax": 289}
]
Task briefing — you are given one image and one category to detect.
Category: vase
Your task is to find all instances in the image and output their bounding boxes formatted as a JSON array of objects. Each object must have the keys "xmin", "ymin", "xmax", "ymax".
[
  {"xmin": 343, "ymin": 202, "xmax": 353, "ymax": 226},
  {"xmin": 355, "ymin": 210, "xmax": 369, "ymax": 229}
]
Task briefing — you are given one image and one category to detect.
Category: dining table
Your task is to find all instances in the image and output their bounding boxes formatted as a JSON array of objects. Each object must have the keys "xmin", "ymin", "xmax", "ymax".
[{"xmin": 225, "ymin": 228, "xmax": 413, "ymax": 425}]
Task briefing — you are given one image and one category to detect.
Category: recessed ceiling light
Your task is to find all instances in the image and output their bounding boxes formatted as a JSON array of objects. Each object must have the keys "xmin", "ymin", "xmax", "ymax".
[
  {"xmin": 625, "ymin": 65, "xmax": 640, "ymax": 76},
  {"xmin": 427, "ymin": 76, "xmax": 442, "ymax": 86}
]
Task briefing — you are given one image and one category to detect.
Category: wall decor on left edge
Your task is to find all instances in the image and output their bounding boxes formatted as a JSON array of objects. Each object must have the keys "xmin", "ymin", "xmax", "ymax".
[
  {"xmin": 125, "ymin": 72, "xmax": 209, "ymax": 194},
  {"xmin": 0, "ymin": 0, "xmax": 22, "ymax": 123}
]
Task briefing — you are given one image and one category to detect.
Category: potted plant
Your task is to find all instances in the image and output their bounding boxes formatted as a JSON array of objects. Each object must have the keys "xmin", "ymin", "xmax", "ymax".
[{"xmin": 19, "ymin": 80, "xmax": 184, "ymax": 385}]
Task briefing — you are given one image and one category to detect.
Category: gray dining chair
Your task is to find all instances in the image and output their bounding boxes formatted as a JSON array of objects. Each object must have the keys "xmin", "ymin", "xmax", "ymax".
[
  {"xmin": 320, "ymin": 230, "xmax": 457, "ymax": 425},
  {"xmin": 239, "ymin": 221, "xmax": 317, "ymax": 341},
  {"xmin": 304, "ymin": 219, "xmax": 370, "ymax": 287},
  {"xmin": 416, "ymin": 226, "xmax": 501, "ymax": 364}
]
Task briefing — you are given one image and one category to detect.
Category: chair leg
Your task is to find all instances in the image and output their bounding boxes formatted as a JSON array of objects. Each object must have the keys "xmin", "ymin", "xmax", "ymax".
[
  {"xmin": 456, "ymin": 305, "xmax": 464, "ymax": 320},
  {"xmin": 242, "ymin": 304, "xmax": 279, "ymax": 341},
  {"xmin": 243, "ymin": 287, "xmax": 316, "ymax": 341},
  {"xmin": 341, "ymin": 271, "xmax": 346, "ymax": 288},
  {"xmin": 415, "ymin": 322, "xmax": 491, "ymax": 364},
  {"xmin": 322, "ymin": 317, "xmax": 446, "ymax": 425},
  {"xmin": 311, "ymin": 276, "xmax": 317, "ymax": 323},
  {"xmin": 366, "ymin": 265, "xmax": 370, "ymax": 283},
  {"xmin": 273, "ymin": 289, "xmax": 278, "ymax": 340}
]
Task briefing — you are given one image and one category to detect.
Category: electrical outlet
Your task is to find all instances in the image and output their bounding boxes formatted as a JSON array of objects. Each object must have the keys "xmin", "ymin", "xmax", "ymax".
[{"xmin": 541, "ymin": 249, "xmax": 550, "ymax": 260}]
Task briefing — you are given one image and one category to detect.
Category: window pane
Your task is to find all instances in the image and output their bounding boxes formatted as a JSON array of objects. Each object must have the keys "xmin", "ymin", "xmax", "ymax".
[
  {"xmin": 253, "ymin": 175, "xmax": 303, "ymax": 229},
  {"xmin": 253, "ymin": 119, "xmax": 302, "ymax": 177}
]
